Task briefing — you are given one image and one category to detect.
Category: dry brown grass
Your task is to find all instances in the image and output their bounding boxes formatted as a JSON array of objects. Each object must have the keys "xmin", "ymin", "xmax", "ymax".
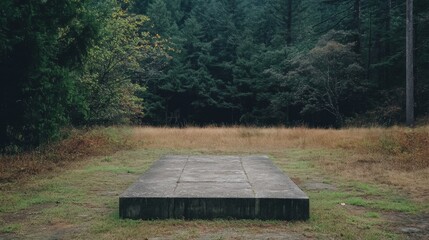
[
  {"xmin": 132, "ymin": 126, "xmax": 380, "ymax": 150},
  {"xmin": 1, "ymin": 125, "xmax": 428, "ymax": 200},
  {"xmin": 0, "ymin": 127, "xmax": 134, "ymax": 183},
  {"xmin": 132, "ymin": 126, "xmax": 429, "ymax": 201},
  {"xmin": 0, "ymin": 126, "xmax": 428, "ymax": 239}
]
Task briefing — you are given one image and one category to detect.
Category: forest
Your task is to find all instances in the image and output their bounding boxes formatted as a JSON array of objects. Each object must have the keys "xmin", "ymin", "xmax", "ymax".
[{"xmin": 1, "ymin": 0, "xmax": 429, "ymax": 150}]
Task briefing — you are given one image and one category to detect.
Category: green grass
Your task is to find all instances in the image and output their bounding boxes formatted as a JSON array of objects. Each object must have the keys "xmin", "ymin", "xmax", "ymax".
[
  {"xmin": 365, "ymin": 212, "xmax": 381, "ymax": 218},
  {"xmin": 346, "ymin": 197, "xmax": 368, "ymax": 206},
  {"xmin": 271, "ymin": 149, "xmax": 423, "ymax": 239},
  {"xmin": 83, "ymin": 165, "xmax": 139, "ymax": 174},
  {"xmin": 0, "ymin": 145, "xmax": 425, "ymax": 239},
  {"xmin": 0, "ymin": 192, "xmax": 52, "ymax": 212},
  {"xmin": 336, "ymin": 182, "xmax": 420, "ymax": 213},
  {"xmin": 0, "ymin": 224, "xmax": 21, "ymax": 233}
]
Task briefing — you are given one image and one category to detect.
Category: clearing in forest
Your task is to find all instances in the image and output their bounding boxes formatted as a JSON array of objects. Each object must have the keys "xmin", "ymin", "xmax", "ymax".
[{"xmin": 0, "ymin": 127, "xmax": 428, "ymax": 239}]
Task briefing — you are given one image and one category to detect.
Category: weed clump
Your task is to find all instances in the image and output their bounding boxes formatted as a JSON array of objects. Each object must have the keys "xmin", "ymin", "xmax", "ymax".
[{"xmin": 364, "ymin": 128, "xmax": 429, "ymax": 171}]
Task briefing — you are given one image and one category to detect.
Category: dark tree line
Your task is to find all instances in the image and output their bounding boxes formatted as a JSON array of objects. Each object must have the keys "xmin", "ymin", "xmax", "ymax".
[
  {"xmin": 135, "ymin": 0, "xmax": 429, "ymax": 127},
  {"xmin": 1, "ymin": 0, "xmax": 428, "ymax": 150}
]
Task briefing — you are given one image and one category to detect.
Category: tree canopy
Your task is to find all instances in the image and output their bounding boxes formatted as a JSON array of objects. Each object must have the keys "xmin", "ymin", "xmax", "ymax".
[
  {"xmin": 0, "ymin": 0, "xmax": 166, "ymax": 150},
  {"xmin": 133, "ymin": 0, "xmax": 429, "ymax": 127},
  {"xmin": 1, "ymin": 0, "xmax": 428, "ymax": 150}
]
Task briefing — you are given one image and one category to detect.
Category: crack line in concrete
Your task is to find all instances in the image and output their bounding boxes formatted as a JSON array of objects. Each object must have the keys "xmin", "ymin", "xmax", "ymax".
[
  {"xmin": 240, "ymin": 156, "xmax": 256, "ymax": 197},
  {"xmin": 173, "ymin": 155, "xmax": 189, "ymax": 193}
]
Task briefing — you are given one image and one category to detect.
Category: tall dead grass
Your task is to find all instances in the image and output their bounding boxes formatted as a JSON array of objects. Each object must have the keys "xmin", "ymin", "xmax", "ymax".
[
  {"xmin": 133, "ymin": 126, "xmax": 429, "ymax": 201},
  {"xmin": 132, "ymin": 126, "xmax": 429, "ymax": 170},
  {"xmin": 132, "ymin": 127, "xmax": 381, "ymax": 150},
  {"xmin": 133, "ymin": 126, "xmax": 428, "ymax": 165},
  {"xmin": 1, "ymin": 125, "xmax": 427, "ymax": 200}
]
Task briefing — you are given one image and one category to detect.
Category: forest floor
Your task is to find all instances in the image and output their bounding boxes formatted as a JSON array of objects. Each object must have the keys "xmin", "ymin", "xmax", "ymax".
[{"xmin": 0, "ymin": 126, "xmax": 428, "ymax": 239}]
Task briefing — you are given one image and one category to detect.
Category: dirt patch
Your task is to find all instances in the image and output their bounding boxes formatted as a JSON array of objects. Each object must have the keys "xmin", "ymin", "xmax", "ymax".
[
  {"xmin": 302, "ymin": 182, "xmax": 337, "ymax": 191},
  {"xmin": 198, "ymin": 231, "xmax": 307, "ymax": 240},
  {"xmin": 22, "ymin": 221, "xmax": 85, "ymax": 240},
  {"xmin": 0, "ymin": 203, "xmax": 54, "ymax": 239},
  {"xmin": 0, "ymin": 203, "xmax": 54, "ymax": 223},
  {"xmin": 150, "ymin": 230, "xmax": 308, "ymax": 240},
  {"xmin": 384, "ymin": 212, "xmax": 429, "ymax": 240},
  {"xmin": 0, "ymin": 233, "xmax": 18, "ymax": 240},
  {"xmin": 290, "ymin": 176, "xmax": 336, "ymax": 192}
]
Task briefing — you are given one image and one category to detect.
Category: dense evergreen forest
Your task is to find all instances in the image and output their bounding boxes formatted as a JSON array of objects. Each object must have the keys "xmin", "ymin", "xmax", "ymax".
[
  {"xmin": 137, "ymin": 0, "xmax": 429, "ymax": 127},
  {"xmin": 1, "ymin": 0, "xmax": 428, "ymax": 150}
]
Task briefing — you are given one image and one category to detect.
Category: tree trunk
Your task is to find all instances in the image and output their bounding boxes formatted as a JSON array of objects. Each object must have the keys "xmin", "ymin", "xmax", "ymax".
[
  {"xmin": 384, "ymin": 0, "xmax": 392, "ymax": 87},
  {"xmin": 353, "ymin": 0, "xmax": 361, "ymax": 53},
  {"xmin": 286, "ymin": 0, "xmax": 293, "ymax": 45},
  {"xmin": 367, "ymin": 11, "xmax": 372, "ymax": 81},
  {"xmin": 406, "ymin": 0, "xmax": 414, "ymax": 126}
]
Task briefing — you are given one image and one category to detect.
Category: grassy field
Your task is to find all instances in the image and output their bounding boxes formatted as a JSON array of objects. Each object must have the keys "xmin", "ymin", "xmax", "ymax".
[{"xmin": 0, "ymin": 126, "xmax": 428, "ymax": 239}]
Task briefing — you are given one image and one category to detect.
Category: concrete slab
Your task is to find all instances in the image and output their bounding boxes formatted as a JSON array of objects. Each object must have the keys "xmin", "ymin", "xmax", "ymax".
[{"xmin": 119, "ymin": 155, "xmax": 309, "ymax": 220}]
